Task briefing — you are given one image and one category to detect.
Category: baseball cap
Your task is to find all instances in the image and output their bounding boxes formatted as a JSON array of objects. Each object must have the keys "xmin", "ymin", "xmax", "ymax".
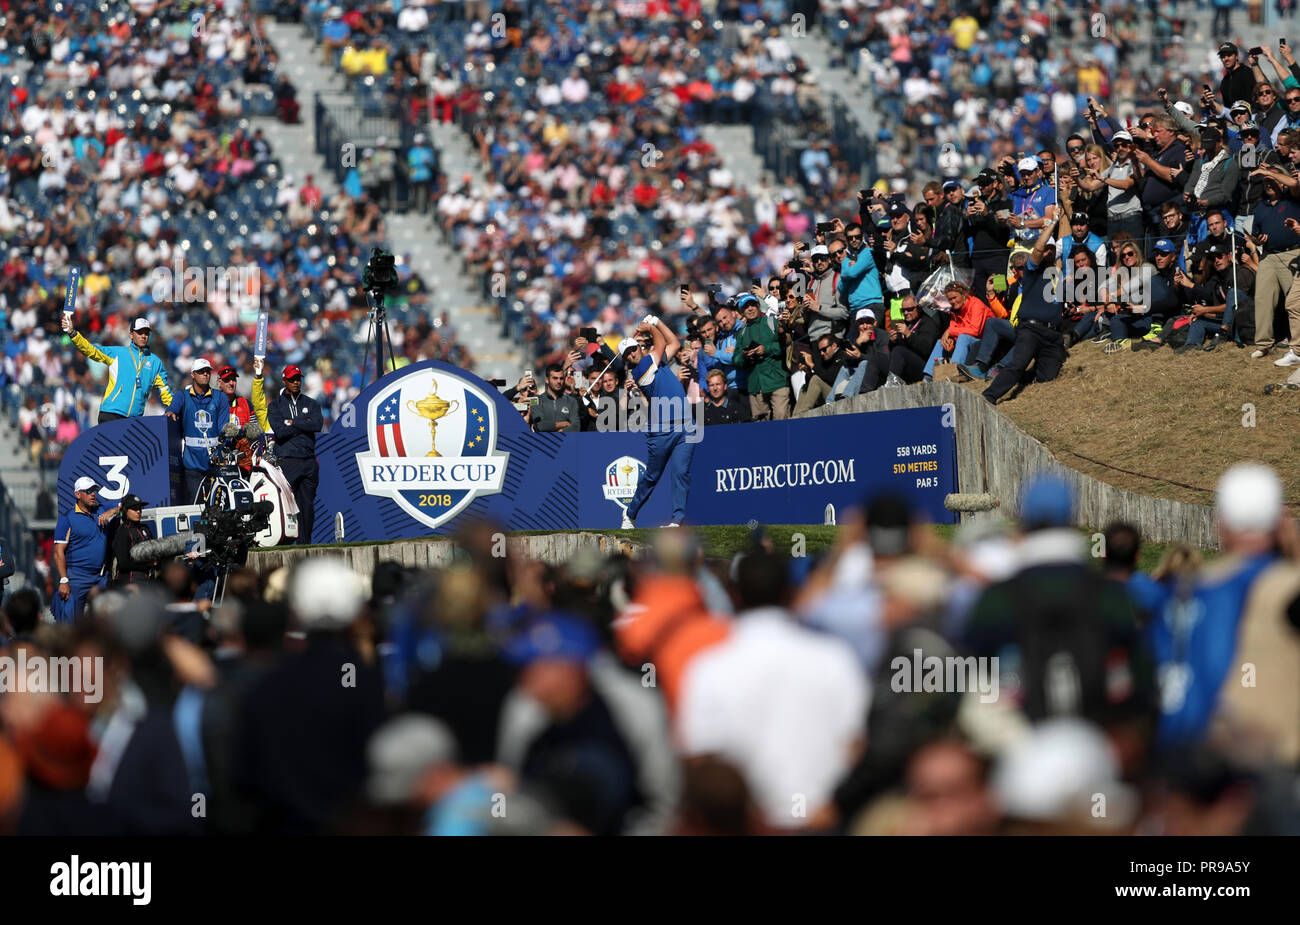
[
  {"xmin": 1216, "ymin": 462, "xmax": 1283, "ymax": 532},
  {"xmin": 1017, "ymin": 156, "xmax": 1040, "ymax": 171},
  {"xmin": 942, "ymin": 179, "xmax": 962, "ymax": 191},
  {"xmin": 1019, "ymin": 473, "xmax": 1074, "ymax": 530},
  {"xmin": 503, "ymin": 614, "xmax": 602, "ymax": 666},
  {"xmin": 73, "ymin": 477, "xmax": 100, "ymax": 493},
  {"xmin": 888, "ymin": 202, "xmax": 910, "ymax": 217},
  {"xmin": 291, "ymin": 557, "xmax": 368, "ymax": 631},
  {"xmin": 976, "ymin": 169, "xmax": 998, "ymax": 185},
  {"xmin": 1200, "ymin": 126, "xmax": 1222, "ymax": 144},
  {"xmin": 282, "ymin": 365, "xmax": 302, "ymax": 379},
  {"xmin": 1230, "ymin": 100, "xmax": 1252, "ymax": 113},
  {"xmin": 1206, "ymin": 242, "xmax": 1228, "ymax": 256},
  {"xmin": 1112, "ymin": 130, "xmax": 1133, "ymax": 142},
  {"xmin": 1241, "ymin": 121, "xmax": 1261, "ymax": 136},
  {"xmin": 217, "ymin": 365, "xmax": 238, "ymax": 380},
  {"xmin": 191, "ymin": 357, "xmax": 213, "ymax": 373},
  {"xmin": 1173, "ymin": 101, "xmax": 1195, "ymax": 117},
  {"xmin": 617, "ymin": 336, "xmax": 639, "ymax": 356},
  {"xmin": 119, "ymin": 493, "xmax": 147, "ymax": 511},
  {"xmin": 366, "ymin": 715, "xmax": 458, "ymax": 805},
  {"xmin": 1070, "ymin": 212, "xmax": 1089, "ymax": 225},
  {"xmin": 1218, "ymin": 41, "xmax": 1238, "ymax": 56},
  {"xmin": 1153, "ymin": 238, "xmax": 1176, "ymax": 254},
  {"xmin": 131, "ymin": 317, "xmax": 152, "ymax": 332},
  {"xmin": 810, "ymin": 244, "xmax": 830, "ymax": 257},
  {"xmin": 855, "ymin": 307, "xmax": 876, "ymax": 323}
]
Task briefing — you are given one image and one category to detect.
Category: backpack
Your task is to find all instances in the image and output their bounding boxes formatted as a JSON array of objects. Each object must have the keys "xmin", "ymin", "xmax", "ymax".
[{"xmin": 1008, "ymin": 566, "xmax": 1137, "ymax": 723}]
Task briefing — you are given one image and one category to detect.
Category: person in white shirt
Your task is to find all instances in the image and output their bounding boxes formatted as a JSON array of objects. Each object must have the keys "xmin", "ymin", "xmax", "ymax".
[
  {"xmin": 560, "ymin": 71, "xmax": 590, "ymax": 104},
  {"xmin": 676, "ymin": 551, "xmax": 869, "ymax": 830},
  {"xmin": 398, "ymin": 2, "xmax": 430, "ymax": 31}
]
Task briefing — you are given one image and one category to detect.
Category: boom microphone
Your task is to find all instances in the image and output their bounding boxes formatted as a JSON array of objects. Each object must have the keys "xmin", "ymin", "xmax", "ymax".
[
  {"xmin": 130, "ymin": 532, "xmax": 196, "ymax": 562},
  {"xmin": 222, "ymin": 418, "xmax": 241, "ymax": 439},
  {"xmin": 244, "ymin": 421, "xmax": 265, "ymax": 442}
]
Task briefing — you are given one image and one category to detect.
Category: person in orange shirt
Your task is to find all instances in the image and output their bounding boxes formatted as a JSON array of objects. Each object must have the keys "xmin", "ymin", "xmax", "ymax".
[
  {"xmin": 923, "ymin": 280, "xmax": 992, "ymax": 377},
  {"xmin": 611, "ymin": 573, "xmax": 730, "ymax": 715}
]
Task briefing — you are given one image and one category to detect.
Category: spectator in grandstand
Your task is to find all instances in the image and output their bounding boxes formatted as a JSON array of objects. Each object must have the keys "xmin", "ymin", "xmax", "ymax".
[
  {"xmin": 793, "ymin": 333, "xmax": 844, "ymax": 413},
  {"xmin": 260, "ymin": 364, "xmax": 323, "ymax": 545},
  {"xmin": 702, "ymin": 368, "xmax": 751, "ymax": 426},
  {"xmin": 532, "ymin": 362, "xmax": 582, "ymax": 434},
  {"xmin": 1248, "ymin": 177, "xmax": 1300, "ymax": 358},
  {"xmin": 734, "ymin": 293, "xmax": 790, "ymax": 420},
  {"xmin": 62, "ymin": 315, "xmax": 174, "ymax": 424},
  {"xmin": 167, "ymin": 358, "xmax": 231, "ymax": 505},
  {"xmin": 925, "ymin": 281, "xmax": 991, "ymax": 376},
  {"xmin": 52, "ymin": 477, "xmax": 118, "ymax": 624}
]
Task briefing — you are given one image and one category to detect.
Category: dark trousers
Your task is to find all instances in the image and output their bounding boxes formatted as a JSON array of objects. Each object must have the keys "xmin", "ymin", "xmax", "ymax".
[
  {"xmin": 889, "ymin": 345, "xmax": 929, "ymax": 383},
  {"xmin": 98, "ymin": 411, "xmax": 125, "ymax": 424},
  {"xmin": 984, "ymin": 322, "xmax": 1067, "ymax": 403},
  {"xmin": 184, "ymin": 468, "xmax": 208, "ymax": 505},
  {"xmin": 860, "ymin": 350, "xmax": 892, "ymax": 392},
  {"xmin": 280, "ymin": 457, "xmax": 319, "ymax": 545}
]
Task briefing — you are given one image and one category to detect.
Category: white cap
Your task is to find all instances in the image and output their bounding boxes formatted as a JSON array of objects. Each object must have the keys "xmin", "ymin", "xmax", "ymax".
[
  {"xmin": 366, "ymin": 715, "xmax": 459, "ymax": 805},
  {"xmin": 131, "ymin": 317, "xmax": 152, "ymax": 332},
  {"xmin": 1173, "ymin": 101, "xmax": 1194, "ymax": 117},
  {"xmin": 1017, "ymin": 156, "xmax": 1040, "ymax": 171},
  {"xmin": 290, "ymin": 558, "xmax": 367, "ymax": 631},
  {"xmin": 191, "ymin": 357, "xmax": 212, "ymax": 373},
  {"xmin": 1111, "ymin": 130, "xmax": 1133, "ymax": 142},
  {"xmin": 73, "ymin": 476, "xmax": 100, "ymax": 493},
  {"xmin": 991, "ymin": 719, "xmax": 1136, "ymax": 826},
  {"xmin": 810, "ymin": 244, "xmax": 830, "ymax": 256},
  {"xmin": 618, "ymin": 337, "xmax": 639, "ymax": 356},
  {"xmin": 855, "ymin": 307, "xmax": 876, "ymax": 322},
  {"xmin": 1216, "ymin": 462, "xmax": 1283, "ymax": 532}
]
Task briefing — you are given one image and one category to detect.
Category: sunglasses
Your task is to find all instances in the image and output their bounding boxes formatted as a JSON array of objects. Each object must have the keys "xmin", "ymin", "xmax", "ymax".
[
  {"xmin": 1067, "ymin": 146, "xmax": 1084, "ymax": 153},
  {"xmin": 846, "ymin": 234, "xmax": 863, "ymax": 241},
  {"xmin": 1123, "ymin": 251, "xmax": 1139, "ymax": 258},
  {"xmin": 1258, "ymin": 90, "xmax": 1275, "ymax": 96},
  {"xmin": 1288, "ymin": 97, "xmax": 1300, "ymax": 103}
]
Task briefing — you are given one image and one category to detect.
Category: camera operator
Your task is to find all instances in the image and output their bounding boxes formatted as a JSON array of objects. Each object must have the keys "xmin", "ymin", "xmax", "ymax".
[{"xmin": 111, "ymin": 494, "xmax": 158, "ymax": 587}]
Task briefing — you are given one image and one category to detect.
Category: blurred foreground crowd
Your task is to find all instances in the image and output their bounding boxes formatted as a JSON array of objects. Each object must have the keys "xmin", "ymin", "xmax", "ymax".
[{"xmin": 2, "ymin": 461, "xmax": 1299, "ymax": 836}]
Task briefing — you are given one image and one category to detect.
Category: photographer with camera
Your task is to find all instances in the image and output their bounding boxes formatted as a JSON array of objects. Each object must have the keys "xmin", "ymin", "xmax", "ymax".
[
  {"xmin": 1132, "ymin": 114, "xmax": 1189, "ymax": 234},
  {"xmin": 831, "ymin": 307, "xmax": 886, "ymax": 401},
  {"xmin": 1182, "ymin": 127, "xmax": 1241, "ymax": 240},
  {"xmin": 167, "ymin": 357, "xmax": 231, "ymax": 505}
]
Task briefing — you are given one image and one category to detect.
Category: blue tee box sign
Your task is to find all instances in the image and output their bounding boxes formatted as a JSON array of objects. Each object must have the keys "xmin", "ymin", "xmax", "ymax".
[{"xmin": 60, "ymin": 361, "xmax": 957, "ymax": 542}]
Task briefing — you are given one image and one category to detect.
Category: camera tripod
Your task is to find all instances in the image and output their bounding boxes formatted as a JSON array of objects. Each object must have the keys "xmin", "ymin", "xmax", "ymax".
[{"xmin": 362, "ymin": 288, "xmax": 396, "ymax": 388}]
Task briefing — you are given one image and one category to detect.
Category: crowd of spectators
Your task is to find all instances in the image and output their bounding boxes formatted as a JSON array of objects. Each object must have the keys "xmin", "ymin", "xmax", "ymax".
[
  {"xmin": 4, "ymin": 466, "xmax": 1299, "ymax": 835},
  {"xmin": 0, "ymin": 0, "xmax": 463, "ymax": 473}
]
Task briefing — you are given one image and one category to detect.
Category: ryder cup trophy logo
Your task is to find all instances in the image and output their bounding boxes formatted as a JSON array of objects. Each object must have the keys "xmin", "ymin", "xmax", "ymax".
[
  {"xmin": 356, "ymin": 370, "xmax": 509, "ymax": 530},
  {"xmin": 602, "ymin": 455, "xmax": 645, "ymax": 515}
]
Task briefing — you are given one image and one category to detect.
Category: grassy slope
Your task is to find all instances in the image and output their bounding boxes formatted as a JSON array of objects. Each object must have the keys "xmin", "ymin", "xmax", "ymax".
[{"xmin": 943, "ymin": 339, "xmax": 1298, "ymax": 507}]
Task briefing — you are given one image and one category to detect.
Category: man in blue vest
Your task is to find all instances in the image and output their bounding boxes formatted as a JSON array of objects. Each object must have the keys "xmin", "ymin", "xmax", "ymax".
[
  {"xmin": 167, "ymin": 357, "xmax": 231, "ymax": 504},
  {"xmin": 52, "ymin": 477, "xmax": 121, "ymax": 623},
  {"xmin": 620, "ymin": 318, "xmax": 694, "ymax": 528},
  {"xmin": 1148, "ymin": 463, "xmax": 1288, "ymax": 748}
]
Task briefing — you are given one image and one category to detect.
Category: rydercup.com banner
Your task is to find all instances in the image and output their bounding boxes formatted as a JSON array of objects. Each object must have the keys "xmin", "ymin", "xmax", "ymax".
[{"xmin": 60, "ymin": 359, "xmax": 957, "ymax": 541}]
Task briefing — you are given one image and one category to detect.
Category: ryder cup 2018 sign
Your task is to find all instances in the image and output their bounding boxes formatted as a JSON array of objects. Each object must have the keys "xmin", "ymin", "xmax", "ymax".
[
  {"xmin": 59, "ymin": 359, "xmax": 958, "ymax": 542},
  {"xmin": 355, "ymin": 373, "xmax": 508, "ymax": 530}
]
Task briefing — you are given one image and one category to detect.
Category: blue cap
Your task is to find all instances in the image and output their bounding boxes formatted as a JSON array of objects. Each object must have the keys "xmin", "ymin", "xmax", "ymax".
[
  {"xmin": 1019, "ymin": 474, "xmax": 1074, "ymax": 530},
  {"xmin": 735, "ymin": 293, "xmax": 760, "ymax": 311},
  {"xmin": 1153, "ymin": 239, "xmax": 1176, "ymax": 254},
  {"xmin": 504, "ymin": 614, "xmax": 602, "ymax": 666},
  {"xmin": 942, "ymin": 179, "xmax": 962, "ymax": 191}
]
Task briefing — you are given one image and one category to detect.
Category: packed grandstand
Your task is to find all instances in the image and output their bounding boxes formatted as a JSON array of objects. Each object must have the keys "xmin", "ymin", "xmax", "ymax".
[{"xmin": 1, "ymin": 0, "xmax": 1299, "ymax": 844}]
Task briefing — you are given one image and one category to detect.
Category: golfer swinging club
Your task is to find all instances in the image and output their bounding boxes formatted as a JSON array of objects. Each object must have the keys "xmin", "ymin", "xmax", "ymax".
[{"xmin": 619, "ymin": 316, "xmax": 694, "ymax": 528}]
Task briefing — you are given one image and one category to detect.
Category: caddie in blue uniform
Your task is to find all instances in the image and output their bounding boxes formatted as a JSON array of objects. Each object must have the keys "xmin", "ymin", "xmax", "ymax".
[
  {"xmin": 52, "ymin": 477, "xmax": 120, "ymax": 623},
  {"xmin": 62, "ymin": 315, "xmax": 174, "ymax": 424},
  {"xmin": 167, "ymin": 357, "xmax": 230, "ymax": 504},
  {"xmin": 620, "ymin": 317, "xmax": 694, "ymax": 528}
]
